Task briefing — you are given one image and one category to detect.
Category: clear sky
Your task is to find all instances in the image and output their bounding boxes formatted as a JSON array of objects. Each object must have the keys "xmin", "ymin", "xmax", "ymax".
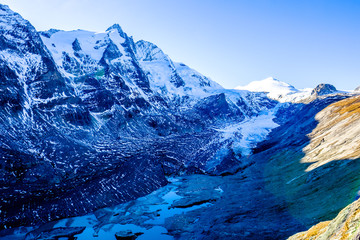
[{"xmin": 2, "ymin": 0, "xmax": 360, "ymax": 90}]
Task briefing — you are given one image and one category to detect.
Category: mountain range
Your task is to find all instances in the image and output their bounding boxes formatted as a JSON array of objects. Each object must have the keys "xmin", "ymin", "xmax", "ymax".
[{"xmin": 0, "ymin": 4, "xmax": 359, "ymax": 240}]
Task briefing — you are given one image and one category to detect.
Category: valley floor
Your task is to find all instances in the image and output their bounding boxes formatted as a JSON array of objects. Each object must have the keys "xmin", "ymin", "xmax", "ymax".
[{"xmin": 0, "ymin": 172, "xmax": 304, "ymax": 240}]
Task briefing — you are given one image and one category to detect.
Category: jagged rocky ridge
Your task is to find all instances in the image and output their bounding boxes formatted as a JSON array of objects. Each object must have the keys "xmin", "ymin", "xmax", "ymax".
[{"xmin": 1, "ymin": 4, "xmax": 360, "ymax": 240}]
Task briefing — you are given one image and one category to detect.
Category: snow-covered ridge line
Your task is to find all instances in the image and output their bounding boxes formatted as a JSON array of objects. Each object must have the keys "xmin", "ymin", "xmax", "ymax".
[
  {"xmin": 40, "ymin": 26, "xmax": 224, "ymax": 102},
  {"xmin": 235, "ymin": 77, "xmax": 352, "ymax": 103}
]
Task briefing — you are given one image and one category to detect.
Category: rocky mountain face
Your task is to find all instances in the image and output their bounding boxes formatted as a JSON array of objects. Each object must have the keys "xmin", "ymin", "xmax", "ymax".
[
  {"xmin": 311, "ymin": 83, "xmax": 337, "ymax": 96},
  {"xmin": 0, "ymin": 4, "xmax": 360, "ymax": 240},
  {"xmin": 0, "ymin": 4, "xmax": 277, "ymax": 230}
]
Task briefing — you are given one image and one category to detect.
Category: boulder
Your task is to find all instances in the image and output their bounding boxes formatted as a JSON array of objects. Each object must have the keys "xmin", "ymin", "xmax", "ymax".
[{"xmin": 115, "ymin": 230, "xmax": 143, "ymax": 240}]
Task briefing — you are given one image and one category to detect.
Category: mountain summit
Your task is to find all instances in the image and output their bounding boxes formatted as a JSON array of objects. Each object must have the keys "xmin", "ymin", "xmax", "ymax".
[
  {"xmin": 311, "ymin": 83, "xmax": 337, "ymax": 96},
  {"xmin": 235, "ymin": 77, "xmax": 297, "ymax": 95},
  {"xmin": 235, "ymin": 77, "xmax": 312, "ymax": 102}
]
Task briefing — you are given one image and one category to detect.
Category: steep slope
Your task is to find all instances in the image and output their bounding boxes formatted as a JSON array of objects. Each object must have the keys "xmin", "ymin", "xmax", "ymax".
[
  {"xmin": 301, "ymin": 95, "xmax": 360, "ymax": 171},
  {"xmin": 286, "ymin": 96, "xmax": 360, "ymax": 239},
  {"xmin": 135, "ymin": 40, "xmax": 222, "ymax": 103},
  {"xmin": 289, "ymin": 198, "xmax": 360, "ymax": 240},
  {"xmin": 257, "ymin": 94, "xmax": 360, "ymax": 231},
  {"xmin": 0, "ymin": 4, "xmax": 73, "ymax": 119}
]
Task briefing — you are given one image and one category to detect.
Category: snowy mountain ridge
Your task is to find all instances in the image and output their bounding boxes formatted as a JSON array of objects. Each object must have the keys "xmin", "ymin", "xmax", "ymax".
[
  {"xmin": 40, "ymin": 27, "xmax": 223, "ymax": 104},
  {"xmin": 235, "ymin": 77, "xmax": 353, "ymax": 103}
]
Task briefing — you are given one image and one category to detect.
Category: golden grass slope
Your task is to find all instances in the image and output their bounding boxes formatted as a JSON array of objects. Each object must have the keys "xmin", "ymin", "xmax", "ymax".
[
  {"xmin": 301, "ymin": 96, "xmax": 360, "ymax": 171},
  {"xmin": 288, "ymin": 197, "xmax": 360, "ymax": 240}
]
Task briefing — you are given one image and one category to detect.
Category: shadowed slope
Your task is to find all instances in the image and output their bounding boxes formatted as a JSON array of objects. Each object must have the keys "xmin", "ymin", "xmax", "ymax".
[{"xmin": 261, "ymin": 95, "xmax": 360, "ymax": 232}]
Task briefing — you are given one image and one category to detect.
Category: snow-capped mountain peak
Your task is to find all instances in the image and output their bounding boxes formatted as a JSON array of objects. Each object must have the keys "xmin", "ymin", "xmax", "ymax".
[
  {"xmin": 236, "ymin": 77, "xmax": 297, "ymax": 95},
  {"xmin": 106, "ymin": 23, "xmax": 125, "ymax": 36},
  {"xmin": 235, "ymin": 77, "xmax": 312, "ymax": 102}
]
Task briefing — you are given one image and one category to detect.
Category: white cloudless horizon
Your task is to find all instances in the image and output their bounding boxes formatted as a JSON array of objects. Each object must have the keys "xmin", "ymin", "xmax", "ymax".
[{"xmin": 2, "ymin": 0, "xmax": 360, "ymax": 90}]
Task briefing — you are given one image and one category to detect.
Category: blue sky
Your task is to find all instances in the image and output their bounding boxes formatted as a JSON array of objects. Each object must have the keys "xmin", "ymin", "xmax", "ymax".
[{"xmin": 2, "ymin": 0, "xmax": 360, "ymax": 90}]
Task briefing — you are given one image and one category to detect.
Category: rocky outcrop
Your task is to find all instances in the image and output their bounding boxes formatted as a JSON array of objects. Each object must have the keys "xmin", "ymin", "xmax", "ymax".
[
  {"xmin": 289, "ymin": 198, "xmax": 360, "ymax": 240},
  {"xmin": 115, "ymin": 230, "xmax": 143, "ymax": 240},
  {"xmin": 311, "ymin": 83, "xmax": 337, "ymax": 96}
]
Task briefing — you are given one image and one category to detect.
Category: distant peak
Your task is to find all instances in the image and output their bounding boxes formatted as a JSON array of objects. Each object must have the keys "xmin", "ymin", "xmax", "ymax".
[
  {"xmin": 235, "ymin": 77, "xmax": 296, "ymax": 92},
  {"xmin": 0, "ymin": 4, "xmax": 11, "ymax": 11},
  {"xmin": 311, "ymin": 83, "xmax": 337, "ymax": 96},
  {"xmin": 106, "ymin": 23, "xmax": 122, "ymax": 31},
  {"xmin": 263, "ymin": 77, "xmax": 279, "ymax": 82},
  {"xmin": 106, "ymin": 24, "xmax": 129, "ymax": 39},
  {"xmin": 39, "ymin": 29, "xmax": 61, "ymax": 38},
  {"xmin": 0, "ymin": 4, "xmax": 22, "ymax": 20}
]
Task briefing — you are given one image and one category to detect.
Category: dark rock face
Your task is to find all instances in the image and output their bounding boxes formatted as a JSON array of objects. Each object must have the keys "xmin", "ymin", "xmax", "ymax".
[
  {"xmin": 115, "ymin": 230, "xmax": 143, "ymax": 240},
  {"xmin": 0, "ymin": 5, "xmax": 71, "ymax": 101},
  {"xmin": 311, "ymin": 83, "xmax": 337, "ymax": 96}
]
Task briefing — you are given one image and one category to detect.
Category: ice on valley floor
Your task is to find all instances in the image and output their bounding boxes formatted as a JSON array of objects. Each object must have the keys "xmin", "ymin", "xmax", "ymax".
[
  {"xmin": 214, "ymin": 111, "xmax": 279, "ymax": 156},
  {"xmin": 3, "ymin": 177, "xmax": 213, "ymax": 240},
  {"xmin": 54, "ymin": 219, "xmax": 171, "ymax": 240},
  {"xmin": 146, "ymin": 187, "xmax": 212, "ymax": 225},
  {"xmin": 52, "ymin": 188, "xmax": 183, "ymax": 239}
]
